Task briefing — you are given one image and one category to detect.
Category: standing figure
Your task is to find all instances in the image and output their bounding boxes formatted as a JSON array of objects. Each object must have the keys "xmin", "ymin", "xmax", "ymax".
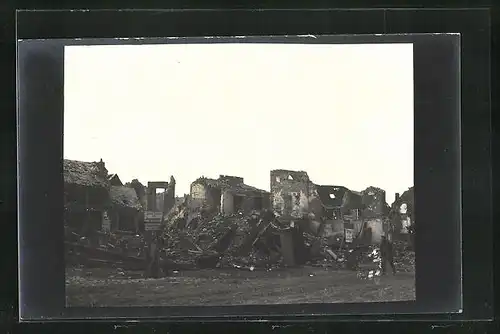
[
  {"xmin": 380, "ymin": 235, "xmax": 396, "ymax": 275},
  {"xmin": 146, "ymin": 234, "xmax": 160, "ymax": 278}
]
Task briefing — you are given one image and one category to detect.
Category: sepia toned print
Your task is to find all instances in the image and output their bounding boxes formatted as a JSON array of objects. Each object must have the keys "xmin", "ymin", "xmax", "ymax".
[{"xmin": 63, "ymin": 42, "xmax": 415, "ymax": 306}]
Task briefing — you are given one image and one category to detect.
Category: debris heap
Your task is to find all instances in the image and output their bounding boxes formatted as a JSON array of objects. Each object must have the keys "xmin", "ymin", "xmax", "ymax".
[{"xmin": 65, "ymin": 209, "xmax": 415, "ymax": 277}]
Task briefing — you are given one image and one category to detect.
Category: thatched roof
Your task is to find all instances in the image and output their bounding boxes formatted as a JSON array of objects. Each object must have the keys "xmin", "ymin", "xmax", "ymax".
[
  {"xmin": 110, "ymin": 185, "xmax": 143, "ymax": 210},
  {"xmin": 63, "ymin": 159, "xmax": 109, "ymax": 188}
]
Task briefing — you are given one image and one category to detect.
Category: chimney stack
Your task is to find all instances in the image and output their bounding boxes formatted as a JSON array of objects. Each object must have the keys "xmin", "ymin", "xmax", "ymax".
[
  {"xmin": 96, "ymin": 158, "xmax": 106, "ymax": 176},
  {"xmin": 395, "ymin": 193, "xmax": 400, "ymax": 201}
]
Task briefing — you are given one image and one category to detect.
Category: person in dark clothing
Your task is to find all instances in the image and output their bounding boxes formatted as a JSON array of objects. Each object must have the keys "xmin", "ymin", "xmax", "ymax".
[
  {"xmin": 146, "ymin": 234, "xmax": 161, "ymax": 278},
  {"xmin": 380, "ymin": 235, "xmax": 396, "ymax": 275}
]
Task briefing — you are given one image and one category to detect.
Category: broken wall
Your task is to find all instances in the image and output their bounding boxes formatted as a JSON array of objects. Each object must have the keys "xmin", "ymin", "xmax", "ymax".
[
  {"xmin": 221, "ymin": 190, "xmax": 234, "ymax": 215},
  {"xmin": 361, "ymin": 187, "xmax": 387, "ymax": 218},
  {"xmin": 221, "ymin": 191, "xmax": 270, "ymax": 216},
  {"xmin": 126, "ymin": 179, "xmax": 147, "ymax": 209},
  {"xmin": 189, "ymin": 182, "xmax": 221, "ymax": 213},
  {"xmin": 271, "ymin": 170, "xmax": 321, "ymax": 220},
  {"xmin": 366, "ymin": 218, "xmax": 384, "ymax": 244},
  {"xmin": 162, "ymin": 176, "xmax": 176, "ymax": 214},
  {"xmin": 392, "ymin": 187, "xmax": 414, "ymax": 235},
  {"xmin": 189, "ymin": 182, "xmax": 207, "ymax": 210},
  {"xmin": 219, "ymin": 175, "xmax": 244, "ymax": 185}
]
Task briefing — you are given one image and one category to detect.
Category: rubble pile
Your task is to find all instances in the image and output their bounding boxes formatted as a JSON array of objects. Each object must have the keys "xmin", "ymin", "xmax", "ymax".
[
  {"xmin": 159, "ymin": 209, "xmax": 411, "ymax": 274},
  {"xmin": 393, "ymin": 240, "xmax": 416, "ymax": 272},
  {"xmin": 65, "ymin": 211, "xmax": 416, "ymax": 276},
  {"xmin": 160, "ymin": 211, "xmax": 282, "ymax": 270}
]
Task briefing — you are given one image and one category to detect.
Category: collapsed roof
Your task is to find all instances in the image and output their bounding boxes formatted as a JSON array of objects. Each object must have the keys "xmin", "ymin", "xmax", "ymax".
[
  {"xmin": 315, "ymin": 185, "xmax": 365, "ymax": 211},
  {"xmin": 315, "ymin": 185, "xmax": 348, "ymax": 208}
]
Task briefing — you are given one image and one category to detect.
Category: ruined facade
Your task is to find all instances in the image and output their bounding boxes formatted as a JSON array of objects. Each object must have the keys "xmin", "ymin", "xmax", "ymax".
[
  {"xmin": 125, "ymin": 179, "xmax": 147, "ymax": 209},
  {"xmin": 189, "ymin": 175, "xmax": 270, "ymax": 215},
  {"xmin": 63, "ymin": 159, "xmax": 111, "ymax": 234},
  {"xmin": 391, "ymin": 187, "xmax": 414, "ymax": 234},
  {"xmin": 146, "ymin": 181, "xmax": 169, "ymax": 212},
  {"xmin": 270, "ymin": 170, "xmax": 365, "ymax": 221},
  {"xmin": 359, "ymin": 186, "xmax": 389, "ymax": 243},
  {"xmin": 154, "ymin": 176, "xmax": 176, "ymax": 215},
  {"xmin": 270, "ymin": 170, "xmax": 318, "ymax": 220},
  {"xmin": 109, "ymin": 185, "xmax": 144, "ymax": 232},
  {"xmin": 361, "ymin": 186, "xmax": 388, "ymax": 218},
  {"xmin": 270, "ymin": 169, "xmax": 391, "ymax": 244},
  {"xmin": 315, "ymin": 185, "xmax": 365, "ymax": 238}
]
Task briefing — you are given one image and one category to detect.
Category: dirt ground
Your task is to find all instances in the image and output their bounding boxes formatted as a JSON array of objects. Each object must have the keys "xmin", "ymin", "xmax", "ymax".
[{"xmin": 66, "ymin": 266, "xmax": 415, "ymax": 307}]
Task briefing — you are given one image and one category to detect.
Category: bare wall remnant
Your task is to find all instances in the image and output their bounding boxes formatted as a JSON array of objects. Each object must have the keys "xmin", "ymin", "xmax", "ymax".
[
  {"xmin": 390, "ymin": 187, "xmax": 414, "ymax": 234},
  {"xmin": 146, "ymin": 181, "xmax": 169, "ymax": 212},
  {"xmin": 270, "ymin": 170, "xmax": 317, "ymax": 220},
  {"xmin": 109, "ymin": 185, "xmax": 143, "ymax": 232},
  {"xmin": 359, "ymin": 187, "xmax": 389, "ymax": 244},
  {"xmin": 361, "ymin": 186, "xmax": 388, "ymax": 218},
  {"xmin": 125, "ymin": 179, "xmax": 147, "ymax": 209},
  {"xmin": 189, "ymin": 175, "xmax": 270, "ymax": 215},
  {"xmin": 155, "ymin": 176, "xmax": 176, "ymax": 214}
]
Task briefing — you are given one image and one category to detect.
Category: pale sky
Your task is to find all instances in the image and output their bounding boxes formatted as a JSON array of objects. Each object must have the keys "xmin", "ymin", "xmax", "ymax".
[{"xmin": 64, "ymin": 42, "xmax": 414, "ymax": 204}]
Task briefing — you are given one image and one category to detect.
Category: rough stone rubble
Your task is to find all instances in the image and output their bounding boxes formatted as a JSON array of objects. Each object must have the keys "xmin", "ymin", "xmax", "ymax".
[{"xmin": 64, "ymin": 162, "xmax": 415, "ymax": 279}]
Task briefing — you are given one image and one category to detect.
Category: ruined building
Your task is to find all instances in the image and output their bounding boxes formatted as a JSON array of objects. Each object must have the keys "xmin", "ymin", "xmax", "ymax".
[
  {"xmin": 125, "ymin": 179, "xmax": 147, "ymax": 209},
  {"xmin": 390, "ymin": 187, "xmax": 414, "ymax": 235},
  {"xmin": 270, "ymin": 169, "xmax": 390, "ymax": 243},
  {"xmin": 63, "ymin": 159, "xmax": 111, "ymax": 235},
  {"xmin": 270, "ymin": 170, "xmax": 364, "ymax": 221},
  {"xmin": 270, "ymin": 170, "xmax": 316, "ymax": 220},
  {"xmin": 189, "ymin": 175, "xmax": 270, "ymax": 215},
  {"xmin": 109, "ymin": 185, "xmax": 144, "ymax": 232},
  {"xmin": 154, "ymin": 176, "xmax": 177, "ymax": 214}
]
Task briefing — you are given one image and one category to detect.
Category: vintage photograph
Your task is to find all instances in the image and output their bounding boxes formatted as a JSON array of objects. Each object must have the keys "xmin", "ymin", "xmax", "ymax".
[{"xmin": 63, "ymin": 41, "xmax": 415, "ymax": 307}]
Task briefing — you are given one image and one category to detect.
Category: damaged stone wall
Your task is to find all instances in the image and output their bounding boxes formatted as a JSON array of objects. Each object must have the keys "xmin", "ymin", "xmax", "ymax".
[
  {"xmin": 361, "ymin": 186, "xmax": 387, "ymax": 218},
  {"xmin": 221, "ymin": 191, "xmax": 269, "ymax": 216},
  {"xmin": 221, "ymin": 190, "xmax": 234, "ymax": 215},
  {"xmin": 391, "ymin": 187, "xmax": 414, "ymax": 235},
  {"xmin": 191, "ymin": 176, "xmax": 270, "ymax": 216},
  {"xmin": 360, "ymin": 187, "xmax": 387, "ymax": 244},
  {"xmin": 270, "ymin": 170, "xmax": 393, "ymax": 245},
  {"xmin": 270, "ymin": 170, "xmax": 315, "ymax": 220},
  {"xmin": 219, "ymin": 175, "xmax": 244, "ymax": 185},
  {"xmin": 271, "ymin": 170, "xmax": 342, "ymax": 225},
  {"xmin": 163, "ymin": 176, "xmax": 176, "ymax": 213},
  {"xmin": 125, "ymin": 179, "xmax": 147, "ymax": 209},
  {"xmin": 189, "ymin": 182, "xmax": 221, "ymax": 212},
  {"xmin": 366, "ymin": 218, "xmax": 384, "ymax": 244}
]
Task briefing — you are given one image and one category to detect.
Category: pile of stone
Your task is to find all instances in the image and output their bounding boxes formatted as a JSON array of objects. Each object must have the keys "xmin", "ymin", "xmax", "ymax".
[
  {"xmin": 393, "ymin": 240, "xmax": 415, "ymax": 272},
  {"xmin": 161, "ymin": 211, "xmax": 280, "ymax": 268}
]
